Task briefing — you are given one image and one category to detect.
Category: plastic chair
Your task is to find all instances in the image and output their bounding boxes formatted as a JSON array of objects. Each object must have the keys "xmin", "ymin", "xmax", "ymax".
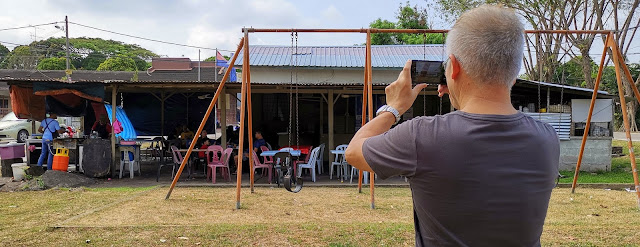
[
  {"xmin": 293, "ymin": 145, "xmax": 313, "ymax": 175},
  {"xmin": 330, "ymin": 144, "xmax": 348, "ymax": 180},
  {"xmin": 260, "ymin": 146, "xmax": 274, "ymax": 167},
  {"xmin": 207, "ymin": 146, "xmax": 231, "ymax": 184},
  {"xmin": 251, "ymin": 150, "xmax": 273, "ymax": 184},
  {"xmin": 297, "ymin": 146, "xmax": 321, "ymax": 182},
  {"xmin": 119, "ymin": 145, "xmax": 141, "ymax": 179},
  {"xmin": 350, "ymin": 167, "xmax": 369, "ymax": 184},
  {"xmin": 317, "ymin": 143, "xmax": 325, "ymax": 174}
]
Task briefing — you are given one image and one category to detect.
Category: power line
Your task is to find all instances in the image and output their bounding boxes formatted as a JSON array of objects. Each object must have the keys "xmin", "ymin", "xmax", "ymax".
[
  {"xmin": 0, "ymin": 22, "xmax": 61, "ymax": 32},
  {"xmin": 69, "ymin": 21, "xmax": 235, "ymax": 53}
]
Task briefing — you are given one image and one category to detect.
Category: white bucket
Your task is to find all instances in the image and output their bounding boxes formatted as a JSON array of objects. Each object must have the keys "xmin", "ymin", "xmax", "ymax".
[{"xmin": 11, "ymin": 163, "xmax": 27, "ymax": 181}]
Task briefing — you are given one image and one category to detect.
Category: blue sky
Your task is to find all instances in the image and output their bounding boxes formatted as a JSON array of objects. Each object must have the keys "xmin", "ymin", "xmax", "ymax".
[{"xmin": 0, "ymin": 0, "xmax": 637, "ymax": 63}]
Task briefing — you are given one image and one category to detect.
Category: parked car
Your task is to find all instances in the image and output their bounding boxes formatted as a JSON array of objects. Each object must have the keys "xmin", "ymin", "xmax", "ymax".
[{"xmin": 0, "ymin": 112, "xmax": 40, "ymax": 143}]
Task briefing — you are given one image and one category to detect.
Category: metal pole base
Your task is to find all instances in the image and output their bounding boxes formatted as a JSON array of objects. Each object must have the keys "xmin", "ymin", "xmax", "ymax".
[{"xmin": 236, "ymin": 201, "xmax": 241, "ymax": 209}]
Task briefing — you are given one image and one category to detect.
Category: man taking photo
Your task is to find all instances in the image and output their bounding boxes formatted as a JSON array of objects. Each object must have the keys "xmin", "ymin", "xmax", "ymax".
[{"xmin": 346, "ymin": 5, "xmax": 559, "ymax": 246}]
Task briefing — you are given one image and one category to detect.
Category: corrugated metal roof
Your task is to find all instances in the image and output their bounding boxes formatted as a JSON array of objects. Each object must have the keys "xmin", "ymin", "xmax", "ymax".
[{"xmin": 234, "ymin": 45, "xmax": 446, "ymax": 68}]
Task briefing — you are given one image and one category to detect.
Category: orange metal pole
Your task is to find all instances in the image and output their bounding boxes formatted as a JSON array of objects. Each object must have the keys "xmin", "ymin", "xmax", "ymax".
[
  {"xmin": 165, "ymin": 37, "xmax": 244, "ymax": 200},
  {"xmin": 571, "ymin": 34, "xmax": 610, "ymax": 193},
  {"xmin": 366, "ymin": 31, "xmax": 375, "ymax": 209},
  {"xmin": 608, "ymin": 37, "xmax": 640, "ymax": 208},
  {"xmin": 358, "ymin": 36, "xmax": 368, "ymax": 192},
  {"xmin": 246, "ymin": 34, "xmax": 255, "ymax": 193},
  {"xmin": 235, "ymin": 33, "xmax": 250, "ymax": 209}
]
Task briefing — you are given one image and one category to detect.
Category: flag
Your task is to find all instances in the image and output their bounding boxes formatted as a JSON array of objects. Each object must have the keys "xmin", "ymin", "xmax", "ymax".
[{"xmin": 215, "ymin": 51, "xmax": 237, "ymax": 82}]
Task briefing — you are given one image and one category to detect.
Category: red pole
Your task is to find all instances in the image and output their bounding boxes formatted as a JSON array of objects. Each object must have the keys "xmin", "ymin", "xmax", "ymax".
[
  {"xmin": 571, "ymin": 34, "xmax": 610, "ymax": 193},
  {"xmin": 608, "ymin": 36, "xmax": 640, "ymax": 209},
  {"xmin": 235, "ymin": 33, "xmax": 250, "ymax": 209},
  {"xmin": 366, "ymin": 31, "xmax": 375, "ymax": 209},
  {"xmin": 165, "ymin": 37, "xmax": 244, "ymax": 200}
]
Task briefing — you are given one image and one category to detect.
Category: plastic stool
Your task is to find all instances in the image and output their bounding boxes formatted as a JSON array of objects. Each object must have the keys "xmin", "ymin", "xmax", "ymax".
[{"xmin": 119, "ymin": 145, "xmax": 141, "ymax": 179}]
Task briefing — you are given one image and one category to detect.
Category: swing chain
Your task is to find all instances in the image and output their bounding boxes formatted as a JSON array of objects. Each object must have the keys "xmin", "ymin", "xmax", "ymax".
[
  {"xmin": 423, "ymin": 33, "xmax": 427, "ymax": 116},
  {"xmin": 288, "ymin": 31, "xmax": 294, "ymax": 147},
  {"xmin": 295, "ymin": 32, "xmax": 300, "ymax": 147}
]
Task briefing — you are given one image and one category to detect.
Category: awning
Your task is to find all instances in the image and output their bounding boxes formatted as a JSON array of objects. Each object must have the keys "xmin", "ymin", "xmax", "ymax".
[{"xmin": 33, "ymin": 82, "xmax": 104, "ymax": 102}]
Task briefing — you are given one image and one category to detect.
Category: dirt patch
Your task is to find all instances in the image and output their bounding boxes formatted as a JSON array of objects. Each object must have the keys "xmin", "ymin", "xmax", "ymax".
[{"xmin": 41, "ymin": 170, "xmax": 95, "ymax": 188}]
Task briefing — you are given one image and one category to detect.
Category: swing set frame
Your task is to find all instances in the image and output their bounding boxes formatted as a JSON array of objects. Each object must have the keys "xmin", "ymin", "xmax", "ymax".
[{"xmin": 162, "ymin": 28, "xmax": 640, "ymax": 210}]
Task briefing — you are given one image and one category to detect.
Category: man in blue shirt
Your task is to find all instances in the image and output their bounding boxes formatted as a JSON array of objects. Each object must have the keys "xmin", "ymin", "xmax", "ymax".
[{"xmin": 38, "ymin": 113, "xmax": 63, "ymax": 169}]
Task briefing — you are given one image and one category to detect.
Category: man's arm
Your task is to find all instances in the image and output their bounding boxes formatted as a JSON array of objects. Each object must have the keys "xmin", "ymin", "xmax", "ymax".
[
  {"xmin": 345, "ymin": 113, "xmax": 396, "ymax": 172},
  {"xmin": 345, "ymin": 60, "xmax": 427, "ymax": 173},
  {"xmin": 38, "ymin": 126, "xmax": 44, "ymax": 133}
]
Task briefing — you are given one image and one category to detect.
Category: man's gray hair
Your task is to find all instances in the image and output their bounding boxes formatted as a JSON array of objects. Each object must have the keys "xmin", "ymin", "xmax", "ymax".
[{"xmin": 445, "ymin": 5, "xmax": 524, "ymax": 88}]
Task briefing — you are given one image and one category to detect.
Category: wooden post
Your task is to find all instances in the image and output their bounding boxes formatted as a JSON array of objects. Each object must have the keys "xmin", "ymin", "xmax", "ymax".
[
  {"xmin": 366, "ymin": 30, "xmax": 375, "ymax": 209},
  {"xmin": 328, "ymin": 90, "xmax": 334, "ymax": 173},
  {"xmin": 235, "ymin": 32, "xmax": 250, "ymax": 208},
  {"xmin": 358, "ymin": 48, "xmax": 368, "ymax": 191},
  {"xmin": 246, "ymin": 30, "xmax": 255, "ymax": 193},
  {"xmin": 546, "ymin": 87, "xmax": 550, "ymax": 110},
  {"xmin": 571, "ymin": 34, "xmax": 610, "ymax": 193},
  {"xmin": 110, "ymin": 85, "xmax": 118, "ymax": 178},
  {"xmin": 161, "ymin": 92, "xmax": 165, "ymax": 138},
  {"xmin": 220, "ymin": 89, "xmax": 227, "ymax": 148},
  {"xmin": 165, "ymin": 37, "xmax": 244, "ymax": 200}
]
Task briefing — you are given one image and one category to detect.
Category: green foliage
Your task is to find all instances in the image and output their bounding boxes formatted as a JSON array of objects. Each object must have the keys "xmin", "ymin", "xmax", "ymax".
[
  {"xmin": 204, "ymin": 55, "xmax": 231, "ymax": 62},
  {"xmin": 0, "ymin": 43, "xmax": 9, "ymax": 57},
  {"xmin": 2, "ymin": 37, "xmax": 158, "ymax": 71},
  {"xmin": 81, "ymin": 52, "xmax": 106, "ymax": 70},
  {"xmin": 1, "ymin": 46, "xmax": 40, "ymax": 69},
  {"xmin": 97, "ymin": 56, "xmax": 137, "ymax": 71},
  {"xmin": 36, "ymin": 57, "xmax": 71, "ymax": 70},
  {"xmin": 369, "ymin": 2, "xmax": 445, "ymax": 45}
]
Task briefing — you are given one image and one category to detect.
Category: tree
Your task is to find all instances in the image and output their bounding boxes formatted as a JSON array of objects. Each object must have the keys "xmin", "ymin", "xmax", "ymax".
[
  {"xmin": 369, "ymin": 2, "xmax": 445, "ymax": 45},
  {"xmin": 434, "ymin": 0, "xmax": 640, "ymax": 129},
  {"xmin": 81, "ymin": 52, "xmax": 107, "ymax": 70},
  {"xmin": 204, "ymin": 55, "xmax": 231, "ymax": 62},
  {"xmin": 26, "ymin": 37, "xmax": 158, "ymax": 70},
  {"xmin": 0, "ymin": 43, "xmax": 9, "ymax": 58},
  {"xmin": 96, "ymin": 56, "xmax": 137, "ymax": 71},
  {"xmin": 1, "ymin": 46, "xmax": 39, "ymax": 69},
  {"xmin": 0, "ymin": 43, "xmax": 9, "ymax": 66},
  {"xmin": 37, "ymin": 57, "xmax": 70, "ymax": 70}
]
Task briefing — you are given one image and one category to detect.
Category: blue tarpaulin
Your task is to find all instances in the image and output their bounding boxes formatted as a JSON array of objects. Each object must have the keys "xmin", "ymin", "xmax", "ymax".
[{"xmin": 104, "ymin": 104, "xmax": 137, "ymax": 141}]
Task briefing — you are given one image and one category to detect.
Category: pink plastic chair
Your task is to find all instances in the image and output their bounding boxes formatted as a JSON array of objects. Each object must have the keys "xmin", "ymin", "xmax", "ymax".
[
  {"xmin": 206, "ymin": 145, "xmax": 228, "ymax": 184},
  {"xmin": 260, "ymin": 146, "xmax": 273, "ymax": 165},
  {"xmin": 170, "ymin": 145, "xmax": 190, "ymax": 179},
  {"xmin": 251, "ymin": 150, "xmax": 273, "ymax": 184}
]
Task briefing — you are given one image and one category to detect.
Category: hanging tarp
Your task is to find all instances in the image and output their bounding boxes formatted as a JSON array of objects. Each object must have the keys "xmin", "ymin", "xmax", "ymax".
[
  {"xmin": 10, "ymin": 86, "xmax": 46, "ymax": 121},
  {"xmin": 45, "ymin": 95, "xmax": 89, "ymax": 117},
  {"xmin": 33, "ymin": 82, "xmax": 104, "ymax": 102},
  {"xmin": 104, "ymin": 104, "xmax": 137, "ymax": 140}
]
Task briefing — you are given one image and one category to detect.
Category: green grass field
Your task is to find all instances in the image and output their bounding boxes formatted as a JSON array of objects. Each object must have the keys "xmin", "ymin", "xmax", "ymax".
[{"xmin": 1, "ymin": 187, "xmax": 638, "ymax": 246}]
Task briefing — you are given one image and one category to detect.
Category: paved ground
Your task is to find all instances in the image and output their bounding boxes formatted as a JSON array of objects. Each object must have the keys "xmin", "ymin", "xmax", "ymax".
[{"xmin": 613, "ymin": 131, "xmax": 640, "ymax": 141}]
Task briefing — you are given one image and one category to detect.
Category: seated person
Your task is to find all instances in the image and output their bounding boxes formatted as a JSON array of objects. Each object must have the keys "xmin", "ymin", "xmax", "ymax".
[
  {"xmin": 180, "ymin": 125, "xmax": 195, "ymax": 146},
  {"xmin": 195, "ymin": 130, "xmax": 211, "ymax": 147},
  {"xmin": 92, "ymin": 115, "xmax": 112, "ymax": 139}
]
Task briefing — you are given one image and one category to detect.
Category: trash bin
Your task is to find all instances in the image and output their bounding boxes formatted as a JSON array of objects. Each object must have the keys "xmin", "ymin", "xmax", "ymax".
[{"xmin": 11, "ymin": 163, "xmax": 27, "ymax": 181}]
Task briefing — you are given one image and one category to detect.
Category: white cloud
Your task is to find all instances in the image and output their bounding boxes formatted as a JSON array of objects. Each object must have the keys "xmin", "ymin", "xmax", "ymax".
[{"xmin": 322, "ymin": 5, "xmax": 343, "ymax": 22}]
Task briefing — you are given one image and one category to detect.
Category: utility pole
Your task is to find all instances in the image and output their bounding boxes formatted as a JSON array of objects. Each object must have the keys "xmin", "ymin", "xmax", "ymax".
[
  {"xmin": 198, "ymin": 49, "xmax": 201, "ymax": 82},
  {"xmin": 214, "ymin": 48, "xmax": 218, "ymax": 82},
  {"xmin": 65, "ymin": 16, "xmax": 71, "ymax": 82}
]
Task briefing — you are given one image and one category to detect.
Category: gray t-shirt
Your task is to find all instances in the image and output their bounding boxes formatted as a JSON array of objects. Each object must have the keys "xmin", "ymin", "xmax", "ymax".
[{"xmin": 363, "ymin": 111, "xmax": 559, "ymax": 247}]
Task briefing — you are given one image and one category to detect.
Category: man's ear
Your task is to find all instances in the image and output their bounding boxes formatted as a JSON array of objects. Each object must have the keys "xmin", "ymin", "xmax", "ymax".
[{"xmin": 450, "ymin": 55, "xmax": 461, "ymax": 80}]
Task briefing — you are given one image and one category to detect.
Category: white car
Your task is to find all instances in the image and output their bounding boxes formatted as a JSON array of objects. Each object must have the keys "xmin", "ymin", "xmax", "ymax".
[{"xmin": 0, "ymin": 112, "xmax": 40, "ymax": 143}]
